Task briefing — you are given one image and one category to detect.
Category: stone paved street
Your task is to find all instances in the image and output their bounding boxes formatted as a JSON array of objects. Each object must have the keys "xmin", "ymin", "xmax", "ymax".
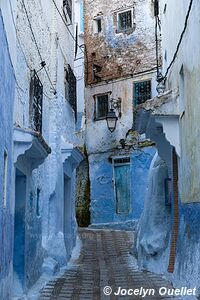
[{"xmin": 39, "ymin": 229, "xmax": 177, "ymax": 300}]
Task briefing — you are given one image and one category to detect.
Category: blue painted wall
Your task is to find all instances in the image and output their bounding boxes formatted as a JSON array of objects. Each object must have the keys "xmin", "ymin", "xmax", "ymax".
[
  {"xmin": 172, "ymin": 201, "xmax": 200, "ymax": 293},
  {"xmin": 89, "ymin": 146, "xmax": 155, "ymax": 224},
  {"xmin": 0, "ymin": 10, "xmax": 15, "ymax": 300}
]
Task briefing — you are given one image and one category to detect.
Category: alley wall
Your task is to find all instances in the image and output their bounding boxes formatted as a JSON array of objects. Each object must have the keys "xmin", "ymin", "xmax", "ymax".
[
  {"xmin": 0, "ymin": 0, "xmax": 83, "ymax": 298},
  {"xmin": 136, "ymin": 1, "xmax": 200, "ymax": 296},
  {"xmin": 0, "ymin": 8, "xmax": 15, "ymax": 299}
]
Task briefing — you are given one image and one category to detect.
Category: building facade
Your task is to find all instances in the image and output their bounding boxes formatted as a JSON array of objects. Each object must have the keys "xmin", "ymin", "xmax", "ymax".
[
  {"xmin": 136, "ymin": 0, "xmax": 200, "ymax": 296},
  {"xmin": 84, "ymin": 0, "xmax": 158, "ymax": 224}
]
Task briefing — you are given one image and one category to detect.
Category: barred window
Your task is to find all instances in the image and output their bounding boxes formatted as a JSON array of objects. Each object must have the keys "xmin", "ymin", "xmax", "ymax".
[
  {"xmin": 94, "ymin": 94, "xmax": 109, "ymax": 120},
  {"xmin": 63, "ymin": 0, "xmax": 72, "ymax": 22},
  {"xmin": 29, "ymin": 70, "xmax": 43, "ymax": 133},
  {"xmin": 133, "ymin": 80, "xmax": 151, "ymax": 106},
  {"xmin": 65, "ymin": 65, "xmax": 77, "ymax": 120},
  {"xmin": 118, "ymin": 10, "xmax": 133, "ymax": 32}
]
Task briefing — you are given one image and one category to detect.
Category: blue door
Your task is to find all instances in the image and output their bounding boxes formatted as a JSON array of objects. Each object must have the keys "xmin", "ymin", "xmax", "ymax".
[{"xmin": 114, "ymin": 161, "xmax": 130, "ymax": 214}]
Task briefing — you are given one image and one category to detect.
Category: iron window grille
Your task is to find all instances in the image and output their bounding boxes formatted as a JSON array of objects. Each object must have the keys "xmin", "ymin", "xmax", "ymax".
[
  {"xmin": 29, "ymin": 70, "xmax": 43, "ymax": 133},
  {"xmin": 63, "ymin": 0, "xmax": 72, "ymax": 22},
  {"xmin": 113, "ymin": 157, "xmax": 130, "ymax": 165},
  {"xmin": 118, "ymin": 9, "xmax": 133, "ymax": 32},
  {"xmin": 65, "ymin": 65, "xmax": 77, "ymax": 120},
  {"xmin": 94, "ymin": 94, "xmax": 109, "ymax": 120},
  {"xmin": 133, "ymin": 80, "xmax": 151, "ymax": 106}
]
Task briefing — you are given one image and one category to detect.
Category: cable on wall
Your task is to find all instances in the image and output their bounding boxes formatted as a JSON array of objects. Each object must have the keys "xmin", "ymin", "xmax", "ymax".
[
  {"xmin": 21, "ymin": 0, "xmax": 57, "ymax": 95},
  {"xmin": 51, "ymin": 0, "xmax": 84, "ymax": 56},
  {"xmin": 163, "ymin": 0, "xmax": 194, "ymax": 82}
]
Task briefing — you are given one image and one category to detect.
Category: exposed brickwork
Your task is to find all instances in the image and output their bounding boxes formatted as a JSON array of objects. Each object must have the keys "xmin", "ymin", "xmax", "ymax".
[
  {"xmin": 168, "ymin": 149, "xmax": 179, "ymax": 273},
  {"xmin": 84, "ymin": 0, "xmax": 158, "ymax": 85}
]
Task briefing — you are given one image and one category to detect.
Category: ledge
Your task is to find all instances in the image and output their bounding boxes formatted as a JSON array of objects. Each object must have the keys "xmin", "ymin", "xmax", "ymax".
[
  {"xmin": 61, "ymin": 136, "xmax": 85, "ymax": 169},
  {"xmin": 136, "ymin": 89, "xmax": 179, "ymax": 116},
  {"xmin": 134, "ymin": 90, "xmax": 180, "ymax": 157},
  {"xmin": 14, "ymin": 127, "xmax": 51, "ymax": 169}
]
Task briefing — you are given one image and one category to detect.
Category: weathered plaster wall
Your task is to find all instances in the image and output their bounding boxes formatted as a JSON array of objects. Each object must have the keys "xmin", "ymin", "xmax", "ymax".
[
  {"xmin": 0, "ymin": 10, "xmax": 15, "ymax": 300},
  {"xmin": 153, "ymin": 0, "xmax": 200, "ymax": 295},
  {"xmin": 84, "ymin": 0, "xmax": 158, "ymax": 225},
  {"xmin": 160, "ymin": 0, "xmax": 200, "ymax": 204},
  {"xmin": 84, "ymin": 0, "xmax": 157, "ymax": 84},
  {"xmin": 136, "ymin": 153, "xmax": 200, "ymax": 297},
  {"xmin": 86, "ymin": 73, "xmax": 157, "ymax": 155},
  {"xmin": 89, "ymin": 146, "xmax": 155, "ymax": 224}
]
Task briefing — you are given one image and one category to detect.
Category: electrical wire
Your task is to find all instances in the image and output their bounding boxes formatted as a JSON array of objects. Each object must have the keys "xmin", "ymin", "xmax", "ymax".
[
  {"xmin": 88, "ymin": 66, "xmax": 158, "ymax": 88},
  {"xmin": 163, "ymin": 0, "xmax": 193, "ymax": 81},
  {"xmin": 8, "ymin": 0, "xmax": 32, "ymax": 93},
  {"xmin": 155, "ymin": 16, "xmax": 160, "ymax": 79},
  {"xmin": 51, "ymin": 0, "xmax": 84, "ymax": 55},
  {"xmin": 9, "ymin": 0, "xmax": 31, "ymax": 71},
  {"xmin": 21, "ymin": 0, "xmax": 57, "ymax": 95}
]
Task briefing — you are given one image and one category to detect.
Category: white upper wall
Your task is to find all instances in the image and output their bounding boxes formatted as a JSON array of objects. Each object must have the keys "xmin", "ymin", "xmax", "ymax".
[{"xmin": 160, "ymin": 0, "xmax": 200, "ymax": 203}]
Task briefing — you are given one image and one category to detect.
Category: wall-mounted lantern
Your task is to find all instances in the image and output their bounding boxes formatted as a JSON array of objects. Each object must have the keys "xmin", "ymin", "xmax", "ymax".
[
  {"xmin": 106, "ymin": 108, "xmax": 118, "ymax": 132},
  {"xmin": 106, "ymin": 97, "xmax": 122, "ymax": 133}
]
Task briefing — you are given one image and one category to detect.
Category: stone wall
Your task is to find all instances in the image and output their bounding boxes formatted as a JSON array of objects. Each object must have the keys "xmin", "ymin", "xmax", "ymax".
[{"xmin": 84, "ymin": 0, "xmax": 158, "ymax": 84}]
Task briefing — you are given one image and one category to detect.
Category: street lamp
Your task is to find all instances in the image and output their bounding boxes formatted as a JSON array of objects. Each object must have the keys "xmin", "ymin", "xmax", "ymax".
[
  {"xmin": 106, "ymin": 97, "xmax": 121, "ymax": 132},
  {"xmin": 106, "ymin": 108, "xmax": 118, "ymax": 133}
]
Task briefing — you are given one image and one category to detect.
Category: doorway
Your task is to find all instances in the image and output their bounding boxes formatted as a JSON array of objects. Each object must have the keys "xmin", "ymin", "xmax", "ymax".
[
  {"xmin": 113, "ymin": 157, "xmax": 131, "ymax": 215},
  {"xmin": 13, "ymin": 168, "xmax": 26, "ymax": 292}
]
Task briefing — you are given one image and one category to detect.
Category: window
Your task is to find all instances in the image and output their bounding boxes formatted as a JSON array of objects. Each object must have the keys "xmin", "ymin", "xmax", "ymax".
[
  {"xmin": 63, "ymin": 0, "xmax": 72, "ymax": 22},
  {"xmin": 29, "ymin": 70, "xmax": 43, "ymax": 133},
  {"xmin": 118, "ymin": 9, "xmax": 134, "ymax": 32},
  {"xmin": 94, "ymin": 94, "xmax": 109, "ymax": 120},
  {"xmin": 64, "ymin": 65, "xmax": 77, "ymax": 120},
  {"xmin": 93, "ymin": 17, "xmax": 102, "ymax": 34},
  {"xmin": 64, "ymin": 67, "xmax": 69, "ymax": 101},
  {"xmin": 113, "ymin": 157, "xmax": 130, "ymax": 165},
  {"xmin": 3, "ymin": 150, "xmax": 8, "ymax": 208},
  {"xmin": 133, "ymin": 80, "xmax": 151, "ymax": 106}
]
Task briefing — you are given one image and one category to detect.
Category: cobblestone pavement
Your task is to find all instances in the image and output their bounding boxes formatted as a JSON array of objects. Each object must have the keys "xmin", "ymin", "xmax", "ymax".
[{"xmin": 39, "ymin": 229, "xmax": 178, "ymax": 300}]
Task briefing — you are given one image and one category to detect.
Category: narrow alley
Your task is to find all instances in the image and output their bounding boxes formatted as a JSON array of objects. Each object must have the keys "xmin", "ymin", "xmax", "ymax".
[
  {"xmin": 39, "ymin": 229, "xmax": 177, "ymax": 300},
  {"xmin": 1, "ymin": 0, "xmax": 200, "ymax": 299}
]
